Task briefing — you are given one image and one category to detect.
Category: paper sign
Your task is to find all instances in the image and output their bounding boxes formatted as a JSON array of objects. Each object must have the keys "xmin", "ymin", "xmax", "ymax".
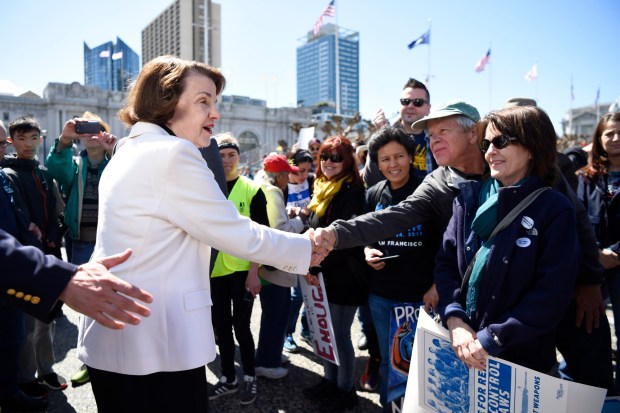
[
  {"xmin": 297, "ymin": 127, "xmax": 316, "ymax": 150},
  {"xmin": 299, "ymin": 272, "xmax": 339, "ymax": 366},
  {"xmin": 402, "ymin": 308, "xmax": 606, "ymax": 413}
]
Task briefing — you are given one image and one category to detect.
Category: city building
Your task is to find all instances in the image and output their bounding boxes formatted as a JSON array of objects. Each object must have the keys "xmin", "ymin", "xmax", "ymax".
[
  {"xmin": 141, "ymin": 0, "xmax": 221, "ymax": 67},
  {"xmin": 561, "ymin": 100, "xmax": 617, "ymax": 139},
  {"xmin": 84, "ymin": 37, "xmax": 140, "ymax": 92},
  {"xmin": 296, "ymin": 23, "xmax": 359, "ymax": 117},
  {"xmin": 0, "ymin": 82, "xmax": 311, "ymax": 166}
]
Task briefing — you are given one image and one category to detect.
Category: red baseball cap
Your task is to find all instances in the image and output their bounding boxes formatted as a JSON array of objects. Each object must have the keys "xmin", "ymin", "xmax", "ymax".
[{"xmin": 263, "ymin": 154, "xmax": 299, "ymax": 173}]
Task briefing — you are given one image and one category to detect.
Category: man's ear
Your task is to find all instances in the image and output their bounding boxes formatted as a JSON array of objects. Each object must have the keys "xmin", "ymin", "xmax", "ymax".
[
  {"xmin": 7, "ymin": 137, "xmax": 13, "ymax": 143},
  {"xmin": 468, "ymin": 126, "xmax": 479, "ymax": 144}
]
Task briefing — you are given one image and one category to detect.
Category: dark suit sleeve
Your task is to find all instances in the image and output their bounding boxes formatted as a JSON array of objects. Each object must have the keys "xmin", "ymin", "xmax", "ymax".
[
  {"xmin": 1, "ymin": 228, "xmax": 76, "ymax": 322},
  {"xmin": 199, "ymin": 138, "xmax": 228, "ymax": 198}
]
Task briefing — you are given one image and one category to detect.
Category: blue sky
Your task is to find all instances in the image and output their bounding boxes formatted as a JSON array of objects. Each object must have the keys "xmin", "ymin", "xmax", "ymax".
[{"xmin": 1, "ymin": 0, "xmax": 618, "ymax": 134}]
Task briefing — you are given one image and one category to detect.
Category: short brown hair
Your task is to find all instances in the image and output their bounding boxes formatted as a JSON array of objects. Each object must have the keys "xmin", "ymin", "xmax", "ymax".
[
  {"xmin": 119, "ymin": 55, "xmax": 226, "ymax": 126},
  {"xmin": 477, "ymin": 106, "xmax": 557, "ymax": 186}
]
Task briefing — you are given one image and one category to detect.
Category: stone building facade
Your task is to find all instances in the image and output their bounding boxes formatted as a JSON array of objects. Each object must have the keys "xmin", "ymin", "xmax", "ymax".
[{"xmin": 0, "ymin": 82, "xmax": 312, "ymax": 165}]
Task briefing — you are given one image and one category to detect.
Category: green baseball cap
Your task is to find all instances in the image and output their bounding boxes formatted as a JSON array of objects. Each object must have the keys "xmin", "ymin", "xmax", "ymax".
[{"xmin": 412, "ymin": 100, "xmax": 480, "ymax": 130}]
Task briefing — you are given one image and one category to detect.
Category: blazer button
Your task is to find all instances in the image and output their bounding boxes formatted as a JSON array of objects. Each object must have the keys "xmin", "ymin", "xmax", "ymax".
[
  {"xmin": 31, "ymin": 296, "xmax": 41, "ymax": 304},
  {"xmin": 16, "ymin": 291, "xmax": 24, "ymax": 298},
  {"xmin": 7, "ymin": 289, "xmax": 16, "ymax": 295},
  {"xmin": 503, "ymin": 257, "xmax": 509, "ymax": 264},
  {"xmin": 24, "ymin": 294, "xmax": 32, "ymax": 302}
]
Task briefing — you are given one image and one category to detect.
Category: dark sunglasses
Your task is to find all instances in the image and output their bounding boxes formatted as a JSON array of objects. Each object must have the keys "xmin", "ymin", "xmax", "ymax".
[
  {"xmin": 400, "ymin": 98, "xmax": 428, "ymax": 107},
  {"xmin": 320, "ymin": 152, "xmax": 344, "ymax": 163},
  {"xmin": 0, "ymin": 141, "xmax": 9, "ymax": 148},
  {"xmin": 480, "ymin": 135, "xmax": 518, "ymax": 152}
]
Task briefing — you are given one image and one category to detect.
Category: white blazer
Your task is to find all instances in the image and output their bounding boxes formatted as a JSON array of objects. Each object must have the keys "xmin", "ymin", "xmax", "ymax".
[{"xmin": 77, "ymin": 122, "xmax": 311, "ymax": 375}]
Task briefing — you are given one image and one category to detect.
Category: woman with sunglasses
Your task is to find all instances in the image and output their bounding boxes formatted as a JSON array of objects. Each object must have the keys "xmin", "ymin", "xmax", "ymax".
[
  {"xmin": 576, "ymin": 112, "xmax": 620, "ymax": 391},
  {"xmin": 302, "ymin": 136, "xmax": 367, "ymax": 412},
  {"xmin": 435, "ymin": 106, "xmax": 579, "ymax": 374}
]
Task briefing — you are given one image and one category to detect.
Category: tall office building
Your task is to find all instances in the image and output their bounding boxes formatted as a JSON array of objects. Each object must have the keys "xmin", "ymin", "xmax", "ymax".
[
  {"xmin": 296, "ymin": 23, "xmax": 359, "ymax": 116},
  {"xmin": 84, "ymin": 37, "xmax": 140, "ymax": 92},
  {"xmin": 142, "ymin": 0, "xmax": 221, "ymax": 67}
]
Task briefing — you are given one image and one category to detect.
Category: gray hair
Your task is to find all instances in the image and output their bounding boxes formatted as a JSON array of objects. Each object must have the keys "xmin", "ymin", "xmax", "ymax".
[
  {"xmin": 263, "ymin": 171, "xmax": 280, "ymax": 186},
  {"xmin": 454, "ymin": 115, "xmax": 476, "ymax": 132}
]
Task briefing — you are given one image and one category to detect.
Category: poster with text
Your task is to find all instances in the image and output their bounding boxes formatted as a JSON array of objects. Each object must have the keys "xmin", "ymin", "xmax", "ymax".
[
  {"xmin": 300, "ymin": 272, "xmax": 339, "ymax": 366},
  {"xmin": 387, "ymin": 302, "xmax": 424, "ymax": 406},
  {"xmin": 402, "ymin": 309, "xmax": 606, "ymax": 413}
]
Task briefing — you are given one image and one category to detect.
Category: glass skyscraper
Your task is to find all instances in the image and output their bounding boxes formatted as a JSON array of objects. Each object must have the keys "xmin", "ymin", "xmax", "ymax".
[
  {"xmin": 296, "ymin": 23, "xmax": 359, "ymax": 116},
  {"xmin": 84, "ymin": 37, "xmax": 140, "ymax": 92}
]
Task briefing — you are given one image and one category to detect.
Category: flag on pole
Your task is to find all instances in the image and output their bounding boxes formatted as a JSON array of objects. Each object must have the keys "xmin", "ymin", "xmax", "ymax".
[
  {"xmin": 594, "ymin": 87, "xmax": 600, "ymax": 108},
  {"xmin": 525, "ymin": 63, "xmax": 538, "ymax": 82},
  {"xmin": 313, "ymin": 0, "xmax": 335, "ymax": 36},
  {"xmin": 407, "ymin": 29, "xmax": 430, "ymax": 50},
  {"xmin": 112, "ymin": 51, "xmax": 123, "ymax": 60},
  {"xmin": 475, "ymin": 49, "xmax": 491, "ymax": 72},
  {"xmin": 99, "ymin": 50, "xmax": 110, "ymax": 58}
]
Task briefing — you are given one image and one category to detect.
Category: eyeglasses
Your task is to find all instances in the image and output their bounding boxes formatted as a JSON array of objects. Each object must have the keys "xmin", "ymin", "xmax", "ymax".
[
  {"xmin": 400, "ymin": 98, "xmax": 428, "ymax": 107},
  {"xmin": 320, "ymin": 152, "xmax": 344, "ymax": 163},
  {"xmin": 0, "ymin": 141, "xmax": 9, "ymax": 148},
  {"xmin": 480, "ymin": 135, "xmax": 518, "ymax": 152}
]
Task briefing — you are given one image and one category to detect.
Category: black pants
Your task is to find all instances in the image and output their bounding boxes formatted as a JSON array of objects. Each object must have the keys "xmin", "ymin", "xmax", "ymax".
[
  {"xmin": 88, "ymin": 366, "xmax": 208, "ymax": 413},
  {"xmin": 211, "ymin": 271, "xmax": 256, "ymax": 381}
]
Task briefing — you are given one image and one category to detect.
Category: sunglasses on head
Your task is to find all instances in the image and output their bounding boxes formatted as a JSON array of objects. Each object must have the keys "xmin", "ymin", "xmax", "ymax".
[
  {"xmin": 320, "ymin": 152, "xmax": 344, "ymax": 163},
  {"xmin": 480, "ymin": 135, "xmax": 518, "ymax": 152},
  {"xmin": 400, "ymin": 98, "xmax": 428, "ymax": 107}
]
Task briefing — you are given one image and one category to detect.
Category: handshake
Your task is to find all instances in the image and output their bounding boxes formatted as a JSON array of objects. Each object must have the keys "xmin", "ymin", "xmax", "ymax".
[{"xmin": 304, "ymin": 226, "xmax": 337, "ymax": 267}]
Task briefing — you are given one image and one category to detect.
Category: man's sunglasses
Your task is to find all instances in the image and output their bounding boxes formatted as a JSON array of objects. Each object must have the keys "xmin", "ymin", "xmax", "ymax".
[
  {"xmin": 0, "ymin": 141, "xmax": 10, "ymax": 148},
  {"xmin": 400, "ymin": 98, "xmax": 428, "ymax": 107},
  {"xmin": 480, "ymin": 135, "xmax": 518, "ymax": 152},
  {"xmin": 320, "ymin": 152, "xmax": 344, "ymax": 163}
]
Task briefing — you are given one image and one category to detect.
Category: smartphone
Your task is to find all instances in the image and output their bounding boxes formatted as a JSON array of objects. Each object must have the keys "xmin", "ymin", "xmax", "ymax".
[
  {"xmin": 75, "ymin": 121, "xmax": 102, "ymax": 135},
  {"xmin": 377, "ymin": 255, "xmax": 399, "ymax": 261}
]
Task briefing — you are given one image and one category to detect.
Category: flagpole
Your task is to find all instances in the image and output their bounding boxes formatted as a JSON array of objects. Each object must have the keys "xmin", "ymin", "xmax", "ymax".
[
  {"xmin": 334, "ymin": 0, "xmax": 340, "ymax": 115},
  {"xmin": 568, "ymin": 76, "xmax": 574, "ymax": 136},
  {"xmin": 488, "ymin": 44, "xmax": 492, "ymax": 111},
  {"xmin": 534, "ymin": 57, "xmax": 539, "ymax": 102},
  {"xmin": 426, "ymin": 19, "xmax": 431, "ymax": 85}
]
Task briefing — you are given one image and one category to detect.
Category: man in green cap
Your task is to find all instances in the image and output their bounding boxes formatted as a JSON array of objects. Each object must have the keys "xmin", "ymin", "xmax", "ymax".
[{"xmin": 314, "ymin": 99, "xmax": 613, "ymax": 393}]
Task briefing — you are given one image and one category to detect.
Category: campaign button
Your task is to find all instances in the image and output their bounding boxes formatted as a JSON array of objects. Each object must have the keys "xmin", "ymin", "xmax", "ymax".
[{"xmin": 516, "ymin": 237, "xmax": 531, "ymax": 248}]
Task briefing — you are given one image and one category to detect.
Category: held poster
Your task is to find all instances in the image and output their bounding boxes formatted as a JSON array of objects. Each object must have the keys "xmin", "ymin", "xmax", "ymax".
[
  {"xmin": 300, "ymin": 272, "xmax": 340, "ymax": 366},
  {"xmin": 387, "ymin": 302, "xmax": 424, "ymax": 408},
  {"xmin": 402, "ymin": 309, "xmax": 606, "ymax": 413}
]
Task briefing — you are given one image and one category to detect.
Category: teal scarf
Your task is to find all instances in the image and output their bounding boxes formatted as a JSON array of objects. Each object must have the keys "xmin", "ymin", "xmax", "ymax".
[
  {"xmin": 465, "ymin": 179, "xmax": 500, "ymax": 317},
  {"xmin": 466, "ymin": 178, "xmax": 528, "ymax": 316}
]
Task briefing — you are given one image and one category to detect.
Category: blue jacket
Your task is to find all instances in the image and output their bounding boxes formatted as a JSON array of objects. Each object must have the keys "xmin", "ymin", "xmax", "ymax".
[
  {"xmin": 435, "ymin": 177, "xmax": 579, "ymax": 372},
  {"xmin": 0, "ymin": 228, "xmax": 75, "ymax": 321},
  {"xmin": 577, "ymin": 173, "xmax": 620, "ymax": 252}
]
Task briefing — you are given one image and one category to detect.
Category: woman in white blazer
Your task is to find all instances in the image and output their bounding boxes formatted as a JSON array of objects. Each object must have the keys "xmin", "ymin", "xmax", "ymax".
[{"xmin": 77, "ymin": 56, "xmax": 318, "ymax": 413}]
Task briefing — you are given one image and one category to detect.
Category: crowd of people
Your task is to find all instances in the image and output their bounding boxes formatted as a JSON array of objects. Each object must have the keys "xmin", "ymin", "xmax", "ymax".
[{"xmin": 1, "ymin": 55, "xmax": 619, "ymax": 413}]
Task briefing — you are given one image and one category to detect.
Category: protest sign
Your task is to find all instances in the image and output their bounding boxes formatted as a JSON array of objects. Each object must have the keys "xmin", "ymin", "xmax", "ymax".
[
  {"xmin": 402, "ymin": 309, "xmax": 606, "ymax": 413},
  {"xmin": 299, "ymin": 272, "xmax": 339, "ymax": 366}
]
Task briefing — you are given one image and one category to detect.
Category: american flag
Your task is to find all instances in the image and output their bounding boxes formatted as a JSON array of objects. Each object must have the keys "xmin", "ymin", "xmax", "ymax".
[
  {"xmin": 313, "ymin": 0, "xmax": 335, "ymax": 36},
  {"xmin": 475, "ymin": 49, "xmax": 491, "ymax": 72}
]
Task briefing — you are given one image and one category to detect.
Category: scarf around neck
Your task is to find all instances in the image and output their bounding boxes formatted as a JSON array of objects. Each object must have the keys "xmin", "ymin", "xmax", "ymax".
[{"xmin": 307, "ymin": 175, "xmax": 350, "ymax": 218}]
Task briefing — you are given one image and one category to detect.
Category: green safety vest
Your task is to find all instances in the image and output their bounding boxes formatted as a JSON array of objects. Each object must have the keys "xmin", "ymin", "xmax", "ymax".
[{"xmin": 211, "ymin": 175, "xmax": 262, "ymax": 277}]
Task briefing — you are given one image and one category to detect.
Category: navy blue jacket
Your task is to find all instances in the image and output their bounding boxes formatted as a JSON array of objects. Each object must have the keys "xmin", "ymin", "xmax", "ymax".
[
  {"xmin": 0, "ymin": 228, "xmax": 75, "ymax": 321},
  {"xmin": 435, "ymin": 177, "xmax": 579, "ymax": 372},
  {"xmin": 577, "ymin": 173, "xmax": 620, "ymax": 252}
]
